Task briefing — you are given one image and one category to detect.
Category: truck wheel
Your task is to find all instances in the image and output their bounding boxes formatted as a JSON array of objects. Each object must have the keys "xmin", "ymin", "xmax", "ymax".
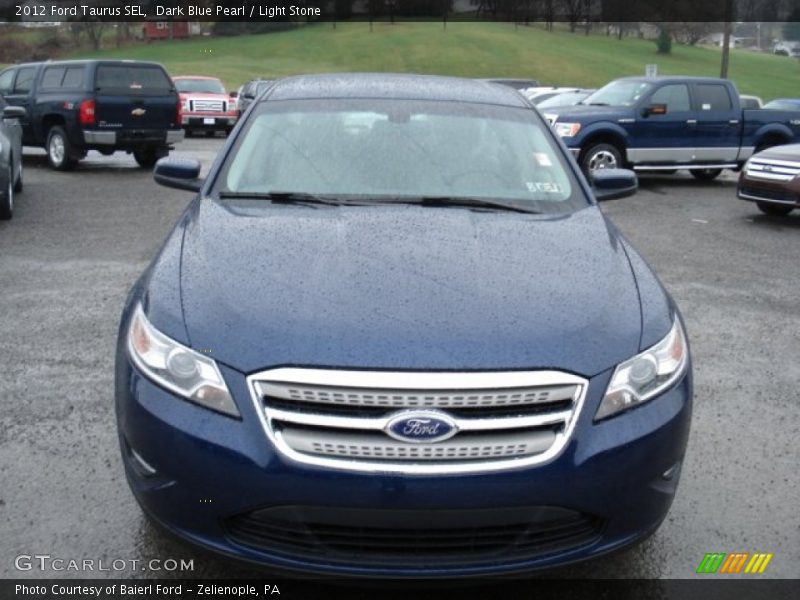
[
  {"xmin": 46, "ymin": 126, "xmax": 78, "ymax": 171},
  {"xmin": 0, "ymin": 165, "xmax": 13, "ymax": 220},
  {"xmin": 691, "ymin": 169, "xmax": 722, "ymax": 181},
  {"xmin": 580, "ymin": 143, "xmax": 622, "ymax": 175},
  {"xmin": 756, "ymin": 201, "xmax": 794, "ymax": 216},
  {"xmin": 133, "ymin": 146, "xmax": 167, "ymax": 169}
]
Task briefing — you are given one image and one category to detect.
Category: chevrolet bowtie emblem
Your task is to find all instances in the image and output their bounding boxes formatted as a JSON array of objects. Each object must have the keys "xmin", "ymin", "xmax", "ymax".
[{"xmin": 131, "ymin": 108, "xmax": 146, "ymax": 116}]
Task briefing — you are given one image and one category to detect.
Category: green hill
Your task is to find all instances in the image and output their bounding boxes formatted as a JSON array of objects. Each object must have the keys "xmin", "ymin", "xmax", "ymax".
[{"xmin": 72, "ymin": 22, "xmax": 800, "ymax": 100}]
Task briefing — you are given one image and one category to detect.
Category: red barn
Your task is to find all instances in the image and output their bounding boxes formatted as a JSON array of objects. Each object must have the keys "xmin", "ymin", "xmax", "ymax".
[{"xmin": 143, "ymin": 21, "xmax": 191, "ymax": 41}]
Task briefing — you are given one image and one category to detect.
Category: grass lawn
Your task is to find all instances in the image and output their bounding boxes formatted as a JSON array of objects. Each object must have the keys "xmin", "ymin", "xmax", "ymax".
[{"xmin": 64, "ymin": 21, "xmax": 800, "ymax": 100}]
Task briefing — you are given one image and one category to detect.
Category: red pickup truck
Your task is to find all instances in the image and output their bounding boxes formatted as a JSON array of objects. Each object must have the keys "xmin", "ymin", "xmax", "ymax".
[{"xmin": 173, "ymin": 76, "xmax": 238, "ymax": 137}]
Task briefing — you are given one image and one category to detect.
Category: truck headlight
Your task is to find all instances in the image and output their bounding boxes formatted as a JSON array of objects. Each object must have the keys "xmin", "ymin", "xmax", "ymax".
[
  {"xmin": 596, "ymin": 316, "xmax": 689, "ymax": 421},
  {"xmin": 127, "ymin": 304, "xmax": 240, "ymax": 417},
  {"xmin": 554, "ymin": 122, "xmax": 581, "ymax": 137}
]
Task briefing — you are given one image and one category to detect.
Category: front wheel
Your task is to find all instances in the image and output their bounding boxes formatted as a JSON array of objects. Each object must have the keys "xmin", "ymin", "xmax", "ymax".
[
  {"xmin": 580, "ymin": 143, "xmax": 623, "ymax": 176},
  {"xmin": 13, "ymin": 158, "xmax": 23, "ymax": 193},
  {"xmin": 46, "ymin": 126, "xmax": 78, "ymax": 171},
  {"xmin": 756, "ymin": 201, "xmax": 794, "ymax": 216},
  {"xmin": 691, "ymin": 169, "xmax": 722, "ymax": 181},
  {"xmin": 0, "ymin": 165, "xmax": 14, "ymax": 220}
]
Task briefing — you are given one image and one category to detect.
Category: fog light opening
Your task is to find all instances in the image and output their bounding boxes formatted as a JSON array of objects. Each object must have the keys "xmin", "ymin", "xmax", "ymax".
[
  {"xmin": 126, "ymin": 441, "xmax": 157, "ymax": 477},
  {"xmin": 662, "ymin": 461, "xmax": 682, "ymax": 481}
]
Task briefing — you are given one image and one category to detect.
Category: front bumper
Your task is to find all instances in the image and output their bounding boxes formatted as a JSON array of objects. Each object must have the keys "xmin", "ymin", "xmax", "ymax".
[
  {"xmin": 182, "ymin": 115, "xmax": 238, "ymax": 130},
  {"xmin": 738, "ymin": 175, "xmax": 800, "ymax": 208},
  {"xmin": 115, "ymin": 351, "xmax": 692, "ymax": 577}
]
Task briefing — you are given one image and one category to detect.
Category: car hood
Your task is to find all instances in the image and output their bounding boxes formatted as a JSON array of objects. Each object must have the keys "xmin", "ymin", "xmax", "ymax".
[
  {"xmin": 751, "ymin": 143, "xmax": 800, "ymax": 161},
  {"xmin": 178, "ymin": 201, "xmax": 643, "ymax": 376}
]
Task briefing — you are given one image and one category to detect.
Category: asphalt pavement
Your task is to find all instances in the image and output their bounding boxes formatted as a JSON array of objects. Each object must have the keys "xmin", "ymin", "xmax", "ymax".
[{"xmin": 0, "ymin": 138, "xmax": 797, "ymax": 581}]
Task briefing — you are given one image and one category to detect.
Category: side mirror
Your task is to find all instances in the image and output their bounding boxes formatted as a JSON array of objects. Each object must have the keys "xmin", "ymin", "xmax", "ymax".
[
  {"xmin": 592, "ymin": 168, "xmax": 638, "ymax": 201},
  {"xmin": 154, "ymin": 157, "xmax": 203, "ymax": 192},
  {"xmin": 3, "ymin": 105, "xmax": 26, "ymax": 120},
  {"xmin": 229, "ymin": 91, "xmax": 238, "ymax": 98},
  {"xmin": 642, "ymin": 103, "xmax": 667, "ymax": 117}
]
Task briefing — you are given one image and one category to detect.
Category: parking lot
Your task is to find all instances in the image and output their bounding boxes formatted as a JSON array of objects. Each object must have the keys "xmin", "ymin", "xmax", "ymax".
[{"xmin": 0, "ymin": 137, "xmax": 798, "ymax": 580}]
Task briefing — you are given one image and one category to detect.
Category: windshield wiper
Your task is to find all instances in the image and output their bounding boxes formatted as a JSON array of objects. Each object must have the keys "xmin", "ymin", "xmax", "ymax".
[
  {"xmin": 587, "ymin": 102, "xmax": 610, "ymax": 106},
  {"xmin": 387, "ymin": 196, "xmax": 542, "ymax": 214},
  {"xmin": 217, "ymin": 191, "xmax": 362, "ymax": 207}
]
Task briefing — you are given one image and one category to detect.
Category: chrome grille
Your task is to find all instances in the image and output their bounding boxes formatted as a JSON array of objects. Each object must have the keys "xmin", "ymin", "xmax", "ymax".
[
  {"xmin": 745, "ymin": 157, "xmax": 800, "ymax": 182},
  {"xmin": 248, "ymin": 368, "xmax": 587, "ymax": 475},
  {"xmin": 189, "ymin": 99, "xmax": 226, "ymax": 113}
]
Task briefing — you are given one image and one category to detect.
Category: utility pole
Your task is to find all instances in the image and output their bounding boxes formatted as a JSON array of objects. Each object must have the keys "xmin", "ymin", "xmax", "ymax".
[{"xmin": 720, "ymin": 0, "xmax": 734, "ymax": 78}]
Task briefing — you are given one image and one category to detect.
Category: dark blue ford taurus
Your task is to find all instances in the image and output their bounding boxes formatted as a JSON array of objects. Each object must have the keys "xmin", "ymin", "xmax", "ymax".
[{"xmin": 115, "ymin": 73, "xmax": 692, "ymax": 576}]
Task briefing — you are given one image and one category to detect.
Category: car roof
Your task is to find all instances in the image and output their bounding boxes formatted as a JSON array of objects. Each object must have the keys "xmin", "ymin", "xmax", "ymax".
[
  {"xmin": 615, "ymin": 76, "xmax": 733, "ymax": 85},
  {"xmin": 264, "ymin": 73, "xmax": 530, "ymax": 108},
  {"xmin": 174, "ymin": 75, "xmax": 222, "ymax": 81}
]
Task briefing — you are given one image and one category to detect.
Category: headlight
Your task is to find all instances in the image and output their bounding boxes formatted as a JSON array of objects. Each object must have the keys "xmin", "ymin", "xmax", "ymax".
[
  {"xmin": 127, "ymin": 304, "xmax": 240, "ymax": 417},
  {"xmin": 596, "ymin": 316, "xmax": 689, "ymax": 421},
  {"xmin": 554, "ymin": 122, "xmax": 582, "ymax": 137}
]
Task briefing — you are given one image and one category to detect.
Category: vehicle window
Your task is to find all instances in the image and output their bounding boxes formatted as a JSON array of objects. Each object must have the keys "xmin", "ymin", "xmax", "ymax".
[
  {"xmin": 695, "ymin": 84, "xmax": 733, "ymax": 111},
  {"xmin": 217, "ymin": 99, "xmax": 588, "ymax": 214},
  {"xmin": 41, "ymin": 67, "xmax": 67, "ymax": 89},
  {"xmin": 537, "ymin": 92, "xmax": 589, "ymax": 109},
  {"xmin": 583, "ymin": 81, "xmax": 652, "ymax": 107},
  {"xmin": 62, "ymin": 67, "xmax": 84, "ymax": 89},
  {"xmin": 649, "ymin": 84, "xmax": 691, "ymax": 112},
  {"xmin": 95, "ymin": 65, "xmax": 173, "ymax": 95},
  {"xmin": 174, "ymin": 78, "xmax": 225, "ymax": 94},
  {"xmin": 0, "ymin": 69, "xmax": 15, "ymax": 95},
  {"xmin": 13, "ymin": 67, "xmax": 36, "ymax": 94}
]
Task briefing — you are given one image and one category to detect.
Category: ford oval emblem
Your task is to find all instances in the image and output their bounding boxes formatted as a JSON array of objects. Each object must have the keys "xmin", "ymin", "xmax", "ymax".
[{"xmin": 385, "ymin": 411, "xmax": 458, "ymax": 444}]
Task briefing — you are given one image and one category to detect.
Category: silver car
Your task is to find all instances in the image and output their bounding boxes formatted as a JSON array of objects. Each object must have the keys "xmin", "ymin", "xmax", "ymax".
[{"xmin": 0, "ymin": 96, "xmax": 25, "ymax": 220}]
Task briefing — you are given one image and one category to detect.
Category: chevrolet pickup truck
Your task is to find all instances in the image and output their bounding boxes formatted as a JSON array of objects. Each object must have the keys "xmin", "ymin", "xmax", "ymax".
[
  {"xmin": 0, "ymin": 60, "xmax": 183, "ymax": 170},
  {"xmin": 545, "ymin": 76, "xmax": 800, "ymax": 180}
]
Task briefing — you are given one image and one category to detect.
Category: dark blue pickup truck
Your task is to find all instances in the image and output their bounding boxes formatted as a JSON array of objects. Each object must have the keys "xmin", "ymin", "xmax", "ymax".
[
  {"xmin": 0, "ymin": 60, "xmax": 184, "ymax": 170},
  {"xmin": 543, "ymin": 76, "xmax": 800, "ymax": 180}
]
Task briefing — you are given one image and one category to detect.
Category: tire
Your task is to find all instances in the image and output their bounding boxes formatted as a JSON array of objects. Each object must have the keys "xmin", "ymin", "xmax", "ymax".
[
  {"xmin": 756, "ymin": 201, "xmax": 794, "ymax": 216},
  {"xmin": 46, "ymin": 126, "xmax": 78, "ymax": 171},
  {"xmin": 691, "ymin": 169, "xmax": 722, "ymax": 181},
  {"xmin": 13, "ymin": 157, "xmax": 23, "ymax": 193},
  {"xmin": 0, "ymin": 165, "xmax": 13, "ymax": 220},
  {"xmin": 133, "ymin": 146, "xmax": 166, "ymax": 169},
  {"xmin": 580, "ymin": 143, "xmax": 623, "ymax": 175}
]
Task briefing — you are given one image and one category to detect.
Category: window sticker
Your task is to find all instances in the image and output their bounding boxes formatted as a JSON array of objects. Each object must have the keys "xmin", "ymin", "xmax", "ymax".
[
  {"xmin": 527, "ymin": 181, "xmax": 562, "ymax": 193},
  {"xmin": 533, "ymin": 152, "xmax": 553, "ymax": 167}
]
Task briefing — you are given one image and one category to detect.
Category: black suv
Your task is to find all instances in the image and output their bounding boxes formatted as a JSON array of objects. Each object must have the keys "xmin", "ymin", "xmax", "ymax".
[{"xmin": 0, "ymin": 60, "xmax": 184, "ymax": 170}]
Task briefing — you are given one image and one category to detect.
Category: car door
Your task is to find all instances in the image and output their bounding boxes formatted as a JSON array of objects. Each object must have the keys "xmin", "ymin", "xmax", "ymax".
[
  {"xmin": 3, "ymin": 66, "xmax": 37, "ymax": 144},
  {"xmin": 627, "ymin": 83, "xmax": 695, "ymax": 165},
  {"xmin": 691, "ymin": 82, "xmax": 740, "ymax": 163}
]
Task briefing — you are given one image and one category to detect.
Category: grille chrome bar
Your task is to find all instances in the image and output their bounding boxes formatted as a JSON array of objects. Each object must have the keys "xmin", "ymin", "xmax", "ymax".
[
  {"xmin": 247, "ymin": 368, "xmax": 588, "ymax": 475},
  {"xmin": 746, "ymin": 158, "xmax": 800, "ymax": 182},
  {"xmin": 280, "ymin": 428, "xmax": 556, "ymax": 461}
]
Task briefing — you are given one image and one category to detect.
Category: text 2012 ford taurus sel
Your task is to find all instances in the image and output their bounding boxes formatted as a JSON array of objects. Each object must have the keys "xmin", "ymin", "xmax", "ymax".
[{"xmin": 115, "ymin": 73, "xmax": 692, "ymax": 576}]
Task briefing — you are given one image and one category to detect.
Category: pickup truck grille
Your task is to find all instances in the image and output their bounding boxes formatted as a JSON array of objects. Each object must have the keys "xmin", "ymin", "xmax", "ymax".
[
  {"xmin": 189, "ymin": 99, "xmax": 226, "ymax": 113},
  {"xmin": 247, "ymin": 369, "xmax": 587, "ymax": 474},
  {"xmin": 745, "ymin": 157, "xmax": 800, "ymax": 182}
]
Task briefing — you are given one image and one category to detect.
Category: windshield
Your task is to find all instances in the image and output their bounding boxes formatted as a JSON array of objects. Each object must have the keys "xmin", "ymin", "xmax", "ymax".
[
  {"xmin": 583, "ymin": 81, "xmax": 652, "ymax": 107},
  {"xmin": 175, "ymin": 78, "xmax": 225, "ymax": 94},
  {"xmin": 537, "ymin": 92, "xmax": 590, "ymax": 109},
  {"xmin": 215, "ymin": 99, "xmax": 588, "ymax": 213}
]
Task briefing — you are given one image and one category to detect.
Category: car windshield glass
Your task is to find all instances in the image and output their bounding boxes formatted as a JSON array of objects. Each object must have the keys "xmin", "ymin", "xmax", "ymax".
[
  {"xmin": 537, "ymin": 92, "xmax": 590, "ymax": 109},
  {"xmin": 583, "ymin": 81, "xmax": 652, "ymax": 107},
  {"xmin": 215, "ymin": 98, "xmax": 588, "ymax": 213},
  {"xmin": 175, "ymin": 79, "xmax": 225, "ymax": 94},
  {"xmin": 95, "ymin": 65, "xmax": 173, "ymax": 95}
]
